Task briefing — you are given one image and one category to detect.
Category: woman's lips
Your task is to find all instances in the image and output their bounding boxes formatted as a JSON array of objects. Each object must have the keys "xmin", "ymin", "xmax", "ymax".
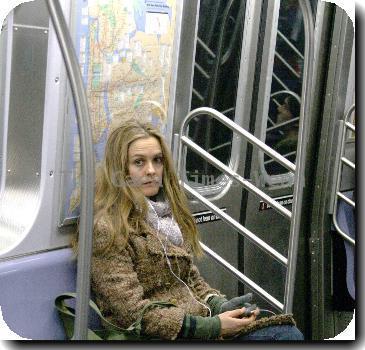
[{"xmin": 143, "ymin": 181, "xmax": 158, "ymax": 185}]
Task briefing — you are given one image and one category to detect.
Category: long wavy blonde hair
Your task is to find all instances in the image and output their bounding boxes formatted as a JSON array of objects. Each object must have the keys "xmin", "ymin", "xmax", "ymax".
[{"xmin": 74, "ymin": 120, "xmax": 202, "ymax": 256}]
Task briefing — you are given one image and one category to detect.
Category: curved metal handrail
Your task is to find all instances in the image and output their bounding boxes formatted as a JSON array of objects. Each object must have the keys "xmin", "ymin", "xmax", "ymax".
[
  {"xmin": 177, "ymin": 106, "xmax": 295, "ymax": 312},
  {"xmin": 179, "ymin": 107, "xmax": 296, "ymax": 173},
  {"xmin": 178, "ymin": 107, "xmax": 295, "ymax": 269},
  {"xmin": 181, "ymin": 134, "xmax": 292, "ymax": 220},
  {"xmin": 46, "ymin": 0, "xmax": 95, "ymax": 340},
  {"xmin": 270, "ymin": 89, "xmax": 301, "ymax": 106},
  {"xmin": 178, "ymin": 0, "xmax": 315, "ymax": 315},
  {"xmin": 331, "ymin": 104, "xmax": 355, "ymax": 245},
  {"xmin": 267, "ymin": 90, "xmax": 301, "ymax": 132},
  {"xmin": 175, "ymin": 0, "xmax": 315, "ymax": 317}
]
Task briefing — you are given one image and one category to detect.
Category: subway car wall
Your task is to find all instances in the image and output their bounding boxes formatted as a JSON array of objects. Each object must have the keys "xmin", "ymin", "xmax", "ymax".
[{"xmin": 0, "ymin": 0, "xmax": 355, "ymax": 341}]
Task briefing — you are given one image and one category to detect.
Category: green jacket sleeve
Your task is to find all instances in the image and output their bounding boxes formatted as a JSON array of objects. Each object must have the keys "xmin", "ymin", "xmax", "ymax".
[
  {"xmin": 178, "ymin": 314, "xmax": 221, "ymax": 340},
  {"xmin": 206, "ymin": 295, "xmax": 228, "ymax": 316}
]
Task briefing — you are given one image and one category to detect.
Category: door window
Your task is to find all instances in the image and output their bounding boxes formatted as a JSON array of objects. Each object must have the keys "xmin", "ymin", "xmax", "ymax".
[
  {"xmin": 261, "ymin": 0, "xmax": 317, "ymax": 184},
  {"xmin": 263, "ymin": 0, "xmax": 304, "ymax": 178},
  {"xmin": 185, "ymin": 0, "xmax": 246, "ymax": 188}
]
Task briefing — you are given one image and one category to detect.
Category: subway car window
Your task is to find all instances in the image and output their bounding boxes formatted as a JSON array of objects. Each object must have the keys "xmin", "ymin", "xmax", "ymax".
[
  {"xmin": 261, "ymin": 0, "xmax": 317, "ymax": 183},
  {"xmin": 185, "ymin": 0, "xmax": 245, "ymax": 187},
  {"xmin": 263, "ymin": 0, "xmax": 304, "ymax": 179}
]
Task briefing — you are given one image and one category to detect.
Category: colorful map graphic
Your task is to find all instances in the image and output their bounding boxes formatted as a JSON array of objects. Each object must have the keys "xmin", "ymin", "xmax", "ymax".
[{"xmin": 62, "ymin": 0, "xmax": 176, "ymax": 221}]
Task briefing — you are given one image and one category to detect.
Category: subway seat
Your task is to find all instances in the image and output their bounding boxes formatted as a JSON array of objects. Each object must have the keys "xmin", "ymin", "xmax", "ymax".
[{"xmin": 0, "ymin": 248, "xmax": 78, "ymax": 340}]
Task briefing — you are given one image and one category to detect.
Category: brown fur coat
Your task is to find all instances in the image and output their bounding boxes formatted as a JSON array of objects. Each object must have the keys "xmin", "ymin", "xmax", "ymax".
[{"xmin": 91, "ymin": 220, "xmax": 223, "ymax": 340}]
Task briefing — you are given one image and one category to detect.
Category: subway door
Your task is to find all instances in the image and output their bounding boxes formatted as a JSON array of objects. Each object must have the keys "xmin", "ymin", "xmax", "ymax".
[
  {"xmin": 309, "ymin": 5, "xmax": 355, "ymax": 339},
  {"xmin": 240, "ymin": 0, "xmax": 319, "ymax": 335},
  {"xmin": 169, "ymin": 0, "xmax": 266, "ymax": 298}
]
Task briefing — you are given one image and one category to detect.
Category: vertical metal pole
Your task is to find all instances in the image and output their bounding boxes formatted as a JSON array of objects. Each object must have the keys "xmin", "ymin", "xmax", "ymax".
[
  {"xmin": 46, "ymin": 0, "xmax": 95, "ymax": 340},
  {"xmin": 284, "ymin": 0, "xmax": 314, "ymax": 313}
]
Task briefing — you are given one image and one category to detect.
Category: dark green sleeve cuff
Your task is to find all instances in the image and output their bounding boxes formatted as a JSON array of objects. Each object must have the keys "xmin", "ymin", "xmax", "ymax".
[
  {"xmin": 178, "ymin": 315, "xmax": 221, "ymax": 340},
  {"xmin": 207, "ymin": 295, "xmax": 228, "ymax": 316}
]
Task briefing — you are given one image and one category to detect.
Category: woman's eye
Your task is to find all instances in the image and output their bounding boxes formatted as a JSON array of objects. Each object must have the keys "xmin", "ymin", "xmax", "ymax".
[{"xmin": 154, "ymin": 157, "xmax": 163, "ymax": 164}]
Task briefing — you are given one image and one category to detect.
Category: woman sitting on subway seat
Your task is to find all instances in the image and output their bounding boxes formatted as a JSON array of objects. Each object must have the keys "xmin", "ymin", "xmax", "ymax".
[{"xmin": 72, "ymin": 120, "xmax": 304, "ymax": 341}]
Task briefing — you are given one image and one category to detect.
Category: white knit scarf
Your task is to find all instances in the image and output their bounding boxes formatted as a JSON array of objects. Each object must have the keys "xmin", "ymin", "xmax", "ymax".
[{"xmin": 146, "ymin": 199, "xmax": 184, "ymax": 247}]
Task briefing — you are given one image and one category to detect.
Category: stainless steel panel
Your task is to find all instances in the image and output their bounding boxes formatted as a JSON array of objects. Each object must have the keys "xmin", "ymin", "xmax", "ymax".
[
  {"xmin": 14, "ymin": 0, "xmax": 49, "ymax": 28},
  {"xmin": 0, "ymin": 19, "xmax": 9, "ymax": 191},
  {"xmin": 0, "ymin": 25, "xmax": 48, "ymax": 251},
  {"xmin": 7, "ymin": 27, "xmax": 48, "ymax": 178},
  {"xmin": 243, "ymin": 191, "xmax": 289, "ymax": 306}
]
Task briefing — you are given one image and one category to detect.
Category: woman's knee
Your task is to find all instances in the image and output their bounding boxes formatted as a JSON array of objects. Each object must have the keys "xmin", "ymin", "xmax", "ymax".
[
  {"xmin": 276, "ymin": 325, "xmax": 304, "ymax": 340},
  {"xmin": 237, "ymin": 325, "xmax": 304, "ymax": 341}
]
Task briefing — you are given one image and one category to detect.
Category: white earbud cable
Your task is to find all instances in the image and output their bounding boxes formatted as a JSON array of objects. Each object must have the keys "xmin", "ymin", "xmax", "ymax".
[{"xmin": 148, "ymin": 201, "xmax": 212, "ymax": 317}]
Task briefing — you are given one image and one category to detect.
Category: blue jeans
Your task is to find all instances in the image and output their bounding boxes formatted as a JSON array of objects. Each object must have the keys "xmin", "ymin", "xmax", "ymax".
[{"xmin": 236, "ymin": 325, "xmax": 304, "ymax": 341}]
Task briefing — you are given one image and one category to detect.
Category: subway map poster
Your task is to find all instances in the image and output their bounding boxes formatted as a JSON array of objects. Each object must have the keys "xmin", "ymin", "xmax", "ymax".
[{"xmin": 61, "ymin": 0, "xmax": 177, "ymax": 221}]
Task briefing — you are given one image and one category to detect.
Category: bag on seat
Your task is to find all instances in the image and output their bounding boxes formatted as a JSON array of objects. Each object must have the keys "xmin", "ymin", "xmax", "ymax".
[{"xmin": 55, "ymin": 292, "xmax": 175, "ymax": 340}]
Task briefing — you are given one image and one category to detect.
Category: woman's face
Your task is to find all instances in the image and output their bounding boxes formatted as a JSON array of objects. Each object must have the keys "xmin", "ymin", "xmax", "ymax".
[
  {"xmin": 127, "ymin": 136, "xmax": 164, "ymax": 197},
  {"xmin": 277, "ymin": 97, "xmax": 293, "ymax": 123}
]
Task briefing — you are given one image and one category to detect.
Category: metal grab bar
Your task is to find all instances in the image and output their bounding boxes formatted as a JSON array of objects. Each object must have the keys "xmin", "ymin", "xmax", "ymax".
[
  {"xmin": 192, "ymin": 88, "xmax": 204, "ymax": 102},
  {"xmin": 181, "ymin": 136, "xmax": 292, "ymax": 219},
  {"xmin": 178, "ymin": 107, "xmax": 289, "ymax": 312},
  {"xmin": 195, "ymin": 62, "xmax": 210, "ymax": 79},
  {"xmin": 277, "ymin": 29, "xmax": 304, "ymax": 60},
  {"xmin": 265, "ymin": 151, "xmax": 296, "ymax": 165},
  {"xmin": 270, "ymin": 90, "xmax": 301, "ymax": 106},
  {"xmin": 46, "ymin": 0, "xmax": 95, "ymax": 340},
  {"xmin": 267, "ymin": 117, "xmax": 300, "ymax": 132},
  {"xmin": 197, "ymin": 37, "xmax": 215, "ymax": 59},
  {"xmin": 201, "ymin": 242, "xmax": 284, "ymax": 310},
  {"xmin": 272, "ymin": 72, "xmax": 291, "ymax": 91},
  {"xmin": 272, "ymin": 27, "xmax": 304, "ymax": 93},
  {"xmin": 178, "ymin": 107, "xmax": 296, "ymax": 173},
  {"xmin": 178, "ymin": 0, "xmax": 314, "ymax": 314},
  {"xmin": 337, "ymin": 192, "xmax": 355, "ymax": 208},
  {"xmin": 341, "ymin": 157, "xmax": 355, "ymax": 170},
  {"xmin": 267, "ymin": 90, "xmax": 300, "ymax": 151},
  {"xmin": 274, "ymin": 51, "xmax": 301, "ymax": 78},
  {"xmin": 183, "ymin": 181, "xmax": 288, "ymax": 266},
  {"xmin": 331, "ymin": 104, "xmax": 355, "ymax": 246}
]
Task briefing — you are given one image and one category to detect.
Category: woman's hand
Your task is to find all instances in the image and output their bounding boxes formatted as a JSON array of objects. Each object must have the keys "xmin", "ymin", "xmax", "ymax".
[
  {"xmin": 218, "ymin": 307, "xmax": 260, "ymax": 338},
  {"xmin": 220, "ymin": 293, "xmax": 253, "ymax": 312}
]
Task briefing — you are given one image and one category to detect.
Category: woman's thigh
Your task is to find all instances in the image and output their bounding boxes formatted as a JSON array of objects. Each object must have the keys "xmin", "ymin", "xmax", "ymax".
[{"xmin": 236, "ymin": 325, "xmax": 304, "ymax": 341}]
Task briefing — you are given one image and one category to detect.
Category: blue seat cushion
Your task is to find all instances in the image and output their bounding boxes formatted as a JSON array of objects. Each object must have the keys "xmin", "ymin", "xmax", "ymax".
[{"xmin": 0, "ymin": 248, "xmax": 76, "ymax": 340}]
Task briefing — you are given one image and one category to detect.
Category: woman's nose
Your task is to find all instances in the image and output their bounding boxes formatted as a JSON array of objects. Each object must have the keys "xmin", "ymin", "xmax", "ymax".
[{"xmin": 146, "ymin": 161, "xmax": 156, "ymax": 175}]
